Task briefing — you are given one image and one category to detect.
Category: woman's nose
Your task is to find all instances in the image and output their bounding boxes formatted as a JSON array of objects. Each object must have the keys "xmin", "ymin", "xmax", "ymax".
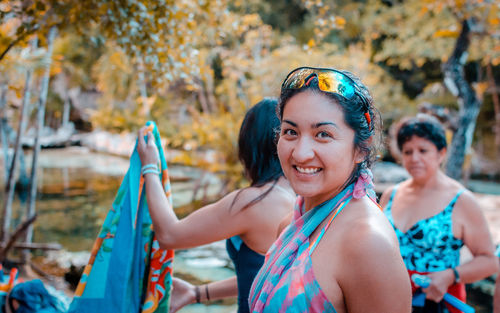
[
  {"xmin": 292, "ymin": 137, "xmax": 315, "ymax": 162},
  {"xmin": 410, "ymin": 151, "xmax": 420, "ymax": 162}
]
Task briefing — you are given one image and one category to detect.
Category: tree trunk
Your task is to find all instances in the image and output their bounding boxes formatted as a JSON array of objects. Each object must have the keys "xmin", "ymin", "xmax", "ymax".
[
  {"xmin": 137, "ymin": 58, "xmax": 150, "ymax": 117},
  {"xmin": 443, "ymin": 19, "xmax": 482, "ymax": 181},
  {"xmin": 486, "ymin": 63, "xmax": 500, "ymax": 157},
  {"xmin": 22, "ymin": 27, "xmax": 57, "ymax": 262},
  {"xmin": 62, "ymin": 98, "xmax": 71, "ymax": 127},
  {"xmin": 1, "ymin": 69, "xmax": 33, "ymax": 243},
  {"xmin": 0, "ymin": 84, "xmax": 8, "ymax": 183}
]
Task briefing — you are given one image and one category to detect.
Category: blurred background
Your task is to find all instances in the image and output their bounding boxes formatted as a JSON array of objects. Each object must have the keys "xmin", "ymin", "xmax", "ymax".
[{"xmin": 0, "ymin": 0, "xmax": 499, "ymax": 311}]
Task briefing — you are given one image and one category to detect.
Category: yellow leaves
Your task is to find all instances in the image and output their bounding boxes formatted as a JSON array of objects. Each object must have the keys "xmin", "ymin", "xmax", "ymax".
[
  {"xmin": 242, "ymin": 14, "xmax": 262, "ymax": 27},
  {"xmin": 454, "ymin": 0, "xmax": 466, "ymax": 10},
  {"xmin": 473, "ymin": 81, "xmax": 488, "ymax": 98},
  {"xmin": 0, "ymin": 17, "xmax": 20, "ymax": 36},
  {"xmin": 433, "ymin": 29, "xmax": 459, "ymax": 38},
  {"xmin": 419, "ymin": 5, "xmax": 429, "ymax": 16},
  {"xmin": 335, "ymin": 17, "xmax": 346, "ymax": 28},
  {"xmin": 489, "ymin": 18, "xmax": 500, "ymax": 26},
  {"xmin": 0, "ymin": 1, "xmax": 12, "ymax": 13}
]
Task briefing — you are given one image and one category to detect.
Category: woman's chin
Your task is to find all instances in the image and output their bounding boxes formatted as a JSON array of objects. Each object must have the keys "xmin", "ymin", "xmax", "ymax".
[{"xmin": 291, "ymin": 185, "xmax": 321, "ymax": 198}]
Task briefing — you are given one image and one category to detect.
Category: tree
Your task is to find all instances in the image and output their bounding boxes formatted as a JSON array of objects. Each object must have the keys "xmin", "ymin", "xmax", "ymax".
[{"xmin": 345, "ymin": 0, "xmax": 499, "ymax": 179}]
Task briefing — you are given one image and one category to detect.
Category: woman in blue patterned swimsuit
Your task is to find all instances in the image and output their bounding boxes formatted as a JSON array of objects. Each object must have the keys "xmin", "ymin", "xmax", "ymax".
[{"xmin": 379, "ymin": 114, "xmax": 499, "ymax": 313}]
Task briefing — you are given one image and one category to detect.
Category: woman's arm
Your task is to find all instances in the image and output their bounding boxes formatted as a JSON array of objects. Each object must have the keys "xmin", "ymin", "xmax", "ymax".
[
  {"xmin": 137, "ymin": 129, "xmax": 256, "ymax": 250},
  {"xmin": 170, "ymin": 277, "xmax": 238, "ymax": 313},
  {"xmin": 494, "ymin": 267, "xmax": 500, "ymax": 313},
  {"xmin": 454, "ymin": 191, "xmax": 498, "ymax": 282},
  {"xmin": 340, "ymin": 222, "xmax": 412, "ymax": 313},
  {"xmin": 424, "ymin": 191, "xmax": 499, "ymax": 302},
  {"xmin": 378, "ymin": 186, "xmax": 395, "ymax": 209}
]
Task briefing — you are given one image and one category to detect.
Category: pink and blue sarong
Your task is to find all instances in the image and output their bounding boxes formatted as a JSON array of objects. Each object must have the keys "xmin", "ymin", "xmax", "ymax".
[
  {"xmin": 249, "ymin": 184, "xmax": 352, "ymax": 312},
  {"xmin": 249, "ymin": 181, "xmax": 377, "ymax": 312},
  {"xmin": 69, "ymin": 121, "xmax": 174, "ymax": 313}
]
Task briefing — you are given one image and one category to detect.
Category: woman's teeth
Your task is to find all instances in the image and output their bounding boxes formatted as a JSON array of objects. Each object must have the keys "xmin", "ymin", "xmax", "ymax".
[{"xmin": 295, "ymin": 166, "xmax": 321, "ymax": 174}]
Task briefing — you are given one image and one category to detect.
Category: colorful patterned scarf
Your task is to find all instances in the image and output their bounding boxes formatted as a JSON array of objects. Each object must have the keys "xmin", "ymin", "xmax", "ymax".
[
  {"xmin": 249, "ymin": 169, "xmax": 376, "ymax": 312},
  {"xmin": 69, "ymin": 121, "xmax": 173, "ymax": 313}
]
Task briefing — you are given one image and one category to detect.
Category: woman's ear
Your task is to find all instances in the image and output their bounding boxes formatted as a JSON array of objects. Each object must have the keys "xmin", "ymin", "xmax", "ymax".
[
  {"xmin": 353, "ymin": 147, "xmax": 367, "ymax": 165},
  {"xmin": 354, "ymin": 137, "xmax": 372, "ymax": 164},
  {"xmin": 438, "ymin": 147, "xmax": 447, "ymax": 165}
]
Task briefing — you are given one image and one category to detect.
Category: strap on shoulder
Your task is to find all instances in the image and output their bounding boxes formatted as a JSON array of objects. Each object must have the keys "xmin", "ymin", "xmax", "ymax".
[
  {"xmin": 308, "ymin": 198, "xmax": 352, "ymax": 255},
  {"xmin": 447, "ymin": 189, "xmax": 465, "ymax": 211}
]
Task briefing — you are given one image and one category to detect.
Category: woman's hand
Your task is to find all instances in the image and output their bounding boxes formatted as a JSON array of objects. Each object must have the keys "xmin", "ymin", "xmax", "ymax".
[
  {"xmin": 170, "ymin": 277, "xmax": 197, "ymax": 313},
  {"xmin": 137, "ymin": 126, "xmax": 160, "ymax": 166},
  {"xmin": 422, "ymin": 269, "xmax": 454, "ymax": 302}
]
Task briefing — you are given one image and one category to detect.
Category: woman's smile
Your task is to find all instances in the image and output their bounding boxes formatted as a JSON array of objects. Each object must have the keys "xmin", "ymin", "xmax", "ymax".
[{"xmin": 294, "ymin": 165, "xmax": 322, "ymax": 175}]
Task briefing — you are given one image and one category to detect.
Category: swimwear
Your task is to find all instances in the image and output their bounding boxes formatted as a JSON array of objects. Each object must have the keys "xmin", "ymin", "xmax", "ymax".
[
  {"xmin": 384, "ymin": 185, "xmax": 466, "ymax": 313},
  {"xmin": 384, "ymin": 186, "xmax": 464, "ymax": 272},
  {"xmin": 227, "ymin": 236, "xmax": 265, "ymax": 313}
]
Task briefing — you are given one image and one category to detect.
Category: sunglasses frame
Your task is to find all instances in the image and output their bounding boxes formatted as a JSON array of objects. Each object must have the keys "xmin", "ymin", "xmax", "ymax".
[{"xmin": 281, "ymin": 66, "xmax": 372, "ymax": 128}]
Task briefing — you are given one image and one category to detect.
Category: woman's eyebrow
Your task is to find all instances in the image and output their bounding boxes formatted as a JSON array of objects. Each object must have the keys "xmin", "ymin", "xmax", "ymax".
[
  {"xmin": 282, "ymin": 120, "xmax": 297, "ymax": 127},
  {"xmin": 312, "ymin": 122, "xmax": 338, "ymax": 129}
]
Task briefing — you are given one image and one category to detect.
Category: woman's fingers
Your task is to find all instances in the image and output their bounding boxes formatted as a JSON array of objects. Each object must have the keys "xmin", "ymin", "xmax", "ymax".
[
  {"xmin": 138, "ymin": 127, "xmax": 147, "ymax": 146},
  {"xmin": 148, "ymin": 131, "xmax": 155, "ymax": 146}
]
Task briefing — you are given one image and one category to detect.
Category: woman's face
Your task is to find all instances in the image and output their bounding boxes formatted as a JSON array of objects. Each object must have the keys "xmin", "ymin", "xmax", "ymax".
[
  {"xmin": 401, "ymin": 135, "xmax": 446, "ymax": 181},
  {"xmin": 277, "ymin": 91, "xmax": 362, "ymax": 210}
]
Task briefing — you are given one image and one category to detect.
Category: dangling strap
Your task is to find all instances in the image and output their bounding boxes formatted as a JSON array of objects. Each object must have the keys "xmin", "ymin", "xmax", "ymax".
[{"xmin": 309, "ymin": 197, "xmax": 352, "ymax": 255}]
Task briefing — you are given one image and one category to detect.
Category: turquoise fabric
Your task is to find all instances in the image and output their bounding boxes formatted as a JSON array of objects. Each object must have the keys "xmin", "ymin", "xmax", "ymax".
[{"xmin": 69, "ymin": 121, "xmax": 174, "ymax": 313}]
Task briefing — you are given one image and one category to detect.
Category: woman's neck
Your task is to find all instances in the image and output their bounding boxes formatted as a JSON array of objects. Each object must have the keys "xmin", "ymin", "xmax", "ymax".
[
  {"xmin": 303, "ymin": 186, "xmax": 343, "ymax": 212},
  {"xmin": 408, "ymin": 170, "xmax": 444, "ymax": 191},
  {"xmin": 274, "ymin": 177, "xmax": 295, "ymax": 198}
]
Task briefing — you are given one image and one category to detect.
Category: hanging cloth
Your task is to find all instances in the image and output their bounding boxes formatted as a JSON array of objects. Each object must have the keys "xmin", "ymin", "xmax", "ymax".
[{"xmin": 69, "ymin": 121, "xmax": 174, "ymax": 313}]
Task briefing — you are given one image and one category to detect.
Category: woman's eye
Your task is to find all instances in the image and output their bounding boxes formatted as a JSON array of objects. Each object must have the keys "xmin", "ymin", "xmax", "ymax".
[
  {"xmin": 317, "ymin": 131, "xmax": 332, "ymax": 139},
  {"xmin": 283, "ymin": 129, "xmax": 297, "ymax": 136},
  {"xmin": 420, "ymin": 149, "xmax": 427, "ymax": 153}
]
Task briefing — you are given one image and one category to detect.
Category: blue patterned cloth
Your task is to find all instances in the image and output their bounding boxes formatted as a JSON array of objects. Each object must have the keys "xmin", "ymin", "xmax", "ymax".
[
  {"xmin": 384, "ymin": 185, "xmax": 464, "ymax": 272},
  {"xmin": 69, "ymin": 121, "xmax": 174, "ymax": 313},
  {"xmin": 496, "ymin": 245, "xmax": 500, "ymax": 258}
]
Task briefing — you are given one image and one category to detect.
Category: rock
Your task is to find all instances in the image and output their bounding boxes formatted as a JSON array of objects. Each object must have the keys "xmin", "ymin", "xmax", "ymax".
[
  {"xmin": 45, "ymin": 250, "xmax": 91, "ymax": 269},
  {"xmin": 372, "ymin": 161, "xmax": 410, "ymax": 184},
  {"xmin": 22, "ymin": 124, "xmax": 78, "ymax": 148}
]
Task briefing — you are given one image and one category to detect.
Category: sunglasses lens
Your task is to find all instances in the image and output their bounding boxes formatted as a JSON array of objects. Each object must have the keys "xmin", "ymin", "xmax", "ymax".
[
  {"xmin": 283, "ymin": 68, "xmax": 356, "ymax": 100},
  {"xmin": 318, "ymin": 71, "xmax": 355, "ymax": 99},
  {"xmin": 283, "ymin": 68, "xmax": 313, "ymax": 89}
]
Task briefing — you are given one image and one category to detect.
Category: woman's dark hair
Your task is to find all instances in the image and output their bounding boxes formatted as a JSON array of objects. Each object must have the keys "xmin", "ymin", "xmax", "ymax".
[
  {"xmin": 396, "ymin": 114, "xmax": 447, "ymax": 151},
  {"xmin": 232, "ymin": 98, "xmax": 284, "ymax": 210},
  {"xmin": 278, "ymin": 68, "xmax": 380, "ymax": 187}
]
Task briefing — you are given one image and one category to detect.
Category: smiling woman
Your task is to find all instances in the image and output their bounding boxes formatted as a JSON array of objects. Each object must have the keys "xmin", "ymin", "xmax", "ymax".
[{"xmin": 248, "ymin": 67, "xmax": 412, "ymax": 313}]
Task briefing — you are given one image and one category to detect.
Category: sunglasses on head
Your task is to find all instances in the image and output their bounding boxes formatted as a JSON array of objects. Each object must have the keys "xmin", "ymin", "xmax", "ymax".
[{"xmin": 281, "ymin": 67, "xmax": 372, "ymax": 127}]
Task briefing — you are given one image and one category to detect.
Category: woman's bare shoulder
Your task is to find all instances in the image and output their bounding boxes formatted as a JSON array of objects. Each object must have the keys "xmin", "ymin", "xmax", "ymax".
[{"xmin": 340, "ymin": 198, "xmax": 399, "ymax": 258}]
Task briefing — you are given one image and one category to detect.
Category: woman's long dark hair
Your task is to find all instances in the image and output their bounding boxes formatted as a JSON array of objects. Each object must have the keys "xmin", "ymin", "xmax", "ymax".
[{"xmin": 231, "ymin": 98, "xmax": 284, "ymax": 210}]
